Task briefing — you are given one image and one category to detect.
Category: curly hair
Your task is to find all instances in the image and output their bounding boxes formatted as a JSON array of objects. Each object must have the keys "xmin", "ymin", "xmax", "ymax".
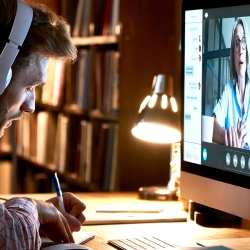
[
  {"xmin": 0, "ymin": 0, "xmax": 77, "ymax": 75},
  {"xmin": 230, "ymin": 17, "xmax": 250, "ymax": 84}
]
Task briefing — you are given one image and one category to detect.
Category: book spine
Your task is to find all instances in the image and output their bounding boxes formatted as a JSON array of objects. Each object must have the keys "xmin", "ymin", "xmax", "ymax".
[
  {"xmin": 110, "ymin": 0, "xmax": 120, "ymax": 35},
  {"xmin": 73, "ymin": 0, "xmax": 85, "ymax": 37},
  {"xmin": 102, "ymin": 123, "xmax": 115, "ymax": 190},
  {"xmin": 92, "ymin": 123, "xmax": 109, "ymax": 186},
  {"xmin": 109, "ymin": 123, "xmax": 119, "ymax": 191},
  {"xmin": 36, "ymin": 111, "xmax": 49, "ymax": 165},
  {"xmin": 75, "ymin": 49, "xmax": 92, "ymax": 110},
  {"xmin": 80, "ymin": 0, "xmax": 91, "ymax": 37},
  {"xmin": 101, "ymin": 0, "xmax": 112, "ymax": 35}
]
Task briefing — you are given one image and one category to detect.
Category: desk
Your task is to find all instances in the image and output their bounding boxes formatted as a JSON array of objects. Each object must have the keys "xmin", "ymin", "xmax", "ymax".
[{"xmin": 1, "ymin": 192, "xmax": 250, "ymax": 249}]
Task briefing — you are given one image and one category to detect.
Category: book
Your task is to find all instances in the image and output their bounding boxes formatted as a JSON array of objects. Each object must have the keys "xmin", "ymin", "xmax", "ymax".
[
  {"xmin": 94, "ymin": 52, "xmax": 105, "ymax": 110},
  {"xmin": 91, "ymin": 123, "xmax": 109, "ymax": 186},
  {"xmin": 36, "ymin": 111, "xmax": 57, "ymax": 167},
  {"xmin": 29, "ymin": 112, "xmax": 37, "ymax": 161},
  {"xmin": 54, "ymin": 113, "xmax": 69, "ymax": 173},
  {"xmin": 110, "ymin": 0, "xmax": 120, "ymax": 35},
  {"xmin": 22, "ymin": 113, "xmax": 31, "ymax": 159},
  {"xmin": 73, "ymin": 0, "xmax": 91, "ymax": 37},
  {"xmin": 101, "ymin": 0, "xmax": 112, "ymax": 35},
  {"xmin": 80, "ymin": 0, "xmax": 91, "ymax": 37},
  {"xmin": 108, "ymin": 123, "xmax": 119, "ymax": 191},
  {"xmin": 75, "ymin": 49, "xmax": 92, "ymax": 110},
  {"xmin": 110, "ymin": 52, "xmax": 120, "ymax": 114},
  {"xmin": 72, "ymin": 0, "xmax": 84, "ymax": 37},
  {"xmin": 52, "ymin": 60, "xmax": 65, "ymax": 106},
  {"xmin": 102, "ymin": 123, "xmax": 115, "ymax": 190},
  {"xmin": 103, "ymin": 51, "xmax": 120, "ymax": 114},
  {"xmin": 41, "ymin": 58, "xmax": 65, "ymax": 106},
  {"xmin": 78, "ymin": 120, "xmax": 92, "ymax": 183},
  {"xmin": 36, "ymin": 111, "xmax": 49, "ymax": 165}
]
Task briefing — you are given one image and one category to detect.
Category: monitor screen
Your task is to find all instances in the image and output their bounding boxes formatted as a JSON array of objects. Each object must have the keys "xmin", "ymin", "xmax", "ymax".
[{"xmin": 181, "ymin": 0, "xmax": 250, "ymax": 219}]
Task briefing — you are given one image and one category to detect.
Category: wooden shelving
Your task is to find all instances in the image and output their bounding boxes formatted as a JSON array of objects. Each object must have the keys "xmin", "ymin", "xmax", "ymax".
[
  {"xmin": 72, "ymin": 35, "xmax": 118, "ymax": 46},
  {"xmin": 11, "ymin": 0, "xmax": 182, "ymax": 193}
]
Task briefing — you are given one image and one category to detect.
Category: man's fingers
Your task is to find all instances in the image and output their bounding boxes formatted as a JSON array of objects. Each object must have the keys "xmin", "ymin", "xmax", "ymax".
[
  {"xmin": 36, "ymin": 200, "xmax": 74, "ymax": 243},
  {"xmin": 60, "ymin": 213, "xmax": 75, "ymax": 243},
  {"xmin": 61, "ymin": 210, "xmax": 85, "ymax": 232}
]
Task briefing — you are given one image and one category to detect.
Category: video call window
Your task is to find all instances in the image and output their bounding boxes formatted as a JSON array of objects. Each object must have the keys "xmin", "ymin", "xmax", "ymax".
[
  {"xmin": 202, "ymin": 17, "xmax": 249, "ymax": 116},
  {"xmin": 184, "ymin": 9, "xmax": 250, "ymax": 175}
]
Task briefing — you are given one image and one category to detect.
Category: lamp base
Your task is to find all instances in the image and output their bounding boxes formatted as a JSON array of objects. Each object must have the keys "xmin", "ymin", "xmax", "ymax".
[{"xmin": 138, "ymin": 186, "xmax": 178, "ymax": 201}]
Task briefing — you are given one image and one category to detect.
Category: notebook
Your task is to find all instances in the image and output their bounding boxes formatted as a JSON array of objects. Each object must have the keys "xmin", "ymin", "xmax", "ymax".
[
  {"xmin": 83, "ymin": 215, "xmax": 187, "ymax": 225},
  {"xmin": 40, "ymin": 231, "xmax": 95, "ymax": 248},
  {"xmin": 84, "ymin": 203, "xmax": 187, "ymax": 225},
  {"xmin": 96, "ymin": 204, "xmax": 164, "ymax": 213}
]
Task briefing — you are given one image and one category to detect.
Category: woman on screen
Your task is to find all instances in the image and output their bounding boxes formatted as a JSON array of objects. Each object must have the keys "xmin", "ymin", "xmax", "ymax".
[{"xmin": 213, "ymin": 17, "xmax": 250, "ymax": 149}]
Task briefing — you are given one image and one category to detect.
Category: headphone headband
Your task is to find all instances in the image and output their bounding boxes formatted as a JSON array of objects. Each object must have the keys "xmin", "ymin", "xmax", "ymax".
[{"xmin": 0, "ymin": 0, "xmax": 33, "ymax": 95}]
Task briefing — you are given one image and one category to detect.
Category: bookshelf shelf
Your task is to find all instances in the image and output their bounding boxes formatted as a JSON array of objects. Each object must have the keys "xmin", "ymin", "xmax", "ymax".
[
  {"xmin": 63, "ymin": 104, "xmax": 89, "ymax": 117},
  {"xmin": 72, "ymin": 35, "xmax": 118, "ymax": 46},
  {"xmin": 35, "ymin": 102, "xmax": 62, "ymax": 112},
  {"xmin": 89, "ymin": 109, "xmax": 118, "ymax": 122},
  {"xmin": 17, "ymin": 156, "xmax": 100, "ymax": 192}
]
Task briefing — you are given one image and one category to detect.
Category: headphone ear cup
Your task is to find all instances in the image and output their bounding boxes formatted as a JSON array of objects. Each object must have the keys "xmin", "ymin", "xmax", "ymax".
[{"xmin": 0, "ymin": 0, "xmax": 33, "ymax": 95}]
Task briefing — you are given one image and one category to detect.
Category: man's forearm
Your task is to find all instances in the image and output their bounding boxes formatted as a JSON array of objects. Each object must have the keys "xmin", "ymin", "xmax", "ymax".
[{"xmin": 0, "ymin": 197, "xmax": 41, "ymax": 250}]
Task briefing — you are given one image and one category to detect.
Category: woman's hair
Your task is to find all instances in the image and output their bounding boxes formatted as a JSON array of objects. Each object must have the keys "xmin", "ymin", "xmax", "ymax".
[
  {"xmin": 230, "ymin": 17, "xmax": 250, "ymax": 83},
  {"xmin": 0, "ymin": 0, "xmax": 77, "ymax": 75}
]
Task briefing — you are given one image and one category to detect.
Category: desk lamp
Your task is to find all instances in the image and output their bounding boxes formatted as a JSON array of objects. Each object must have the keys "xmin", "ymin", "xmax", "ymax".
[{"xmin": 131, "ymin": 74, "xmax": 181, "ymax": 200}]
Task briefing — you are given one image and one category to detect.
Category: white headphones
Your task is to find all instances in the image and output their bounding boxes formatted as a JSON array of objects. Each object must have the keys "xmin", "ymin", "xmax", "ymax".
[{"xmin": 0, "ymin": 0, "xmax": 33, "ymax": 95}]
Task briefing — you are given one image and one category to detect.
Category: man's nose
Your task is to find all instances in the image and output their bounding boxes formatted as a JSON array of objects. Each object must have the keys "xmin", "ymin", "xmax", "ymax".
[{"xmin": 20, "ymin": 90, "xmax": 35, "ymax": 113}]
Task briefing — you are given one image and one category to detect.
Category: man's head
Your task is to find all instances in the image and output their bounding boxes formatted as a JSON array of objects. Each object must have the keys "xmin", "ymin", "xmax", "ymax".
[{"xmin": 0, "ymin": 0, "xmax": 77, "ymax": 137}]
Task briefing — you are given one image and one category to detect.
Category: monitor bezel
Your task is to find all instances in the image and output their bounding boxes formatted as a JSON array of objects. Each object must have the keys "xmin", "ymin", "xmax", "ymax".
[{"xmin": 181, "ymin": 0, "xmax": 250, "ymax": 193}]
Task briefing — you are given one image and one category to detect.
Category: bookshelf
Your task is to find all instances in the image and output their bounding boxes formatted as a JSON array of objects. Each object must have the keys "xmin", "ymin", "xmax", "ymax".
[{"xmin": 11, "ymin": 0, "xmax": 182, "ymax": 193}]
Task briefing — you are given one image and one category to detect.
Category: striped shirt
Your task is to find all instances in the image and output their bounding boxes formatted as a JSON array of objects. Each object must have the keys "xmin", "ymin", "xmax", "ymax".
[{"xmin": 0, "ymin": 198, "xmax": 41, "ymax": 250}]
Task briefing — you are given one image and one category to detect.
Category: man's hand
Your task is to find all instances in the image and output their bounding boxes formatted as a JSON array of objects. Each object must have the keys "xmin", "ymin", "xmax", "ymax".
[
  {"xmin": 35, "ymin": 200, "xmax": 74, "ymax": 243},
  {"xmin": 46, "ymin": 192, "xmax": 86, "ymax": 232}
]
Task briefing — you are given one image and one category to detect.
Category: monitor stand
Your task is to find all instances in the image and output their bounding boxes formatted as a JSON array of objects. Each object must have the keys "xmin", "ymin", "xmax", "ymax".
[
  {"xmin": 190, "ymin": 201, "xmax": 250, "ymax": 249},
  {"xmin": 189, "ymin": 201, "xmax": 241, "ymax": 226}
]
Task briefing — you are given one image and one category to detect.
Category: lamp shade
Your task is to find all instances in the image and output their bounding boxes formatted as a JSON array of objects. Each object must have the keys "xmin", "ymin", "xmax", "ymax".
[{"xmin": 131, "ymin": 74, "xmax": 181, "ymax": 144}]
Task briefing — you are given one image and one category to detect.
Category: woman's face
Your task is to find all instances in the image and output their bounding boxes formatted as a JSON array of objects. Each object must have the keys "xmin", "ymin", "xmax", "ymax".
[{"xmin": 234, "ymin": 23, "xmax": 247, "ymax": 81}]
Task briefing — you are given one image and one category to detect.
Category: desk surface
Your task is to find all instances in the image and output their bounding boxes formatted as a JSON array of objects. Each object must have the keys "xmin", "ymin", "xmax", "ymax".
[{"xmin": 1, "ymin": 192, "xmax": 250, "ymax": 249}]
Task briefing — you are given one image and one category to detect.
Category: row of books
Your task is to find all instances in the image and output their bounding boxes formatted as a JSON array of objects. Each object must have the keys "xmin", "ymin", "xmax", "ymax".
[
  {"xmin": 36, "ymin": 58, "xmax": 65, "ymax": 106},
  {"xmin": 70, "ymin": 48, "xmax": 120, "ymax": 113},
  {"xmin": 73, "ymin": 0, "xmax": 120, "ymax": 37},
  {"xmin": 36, "ymin": 50, "xmax": 120, "ymax": 115},
  {"xmin": 94, "ymin": 50, "xmax": 120, "ymax": 114},
  {"xmin": 15, "ymin": 111, "xmax": 119, "ymax": 191}
]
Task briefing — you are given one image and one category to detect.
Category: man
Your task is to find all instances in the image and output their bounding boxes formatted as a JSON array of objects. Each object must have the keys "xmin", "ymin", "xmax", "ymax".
[{"xmin": 0, "ymin": 0, "xmax": 86, "ymax": 249}]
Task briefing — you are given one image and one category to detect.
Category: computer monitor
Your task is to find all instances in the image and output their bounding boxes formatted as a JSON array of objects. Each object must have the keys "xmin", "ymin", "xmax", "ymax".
[{"xmin": 181, "ymin": 0, "xmax": 250, "ymax": 220}]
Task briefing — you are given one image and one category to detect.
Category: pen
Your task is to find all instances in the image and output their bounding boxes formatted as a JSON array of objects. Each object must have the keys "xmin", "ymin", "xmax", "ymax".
[{"xmin": 52, "ymin": 172, "xmax": 65, "ymax": 211}]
